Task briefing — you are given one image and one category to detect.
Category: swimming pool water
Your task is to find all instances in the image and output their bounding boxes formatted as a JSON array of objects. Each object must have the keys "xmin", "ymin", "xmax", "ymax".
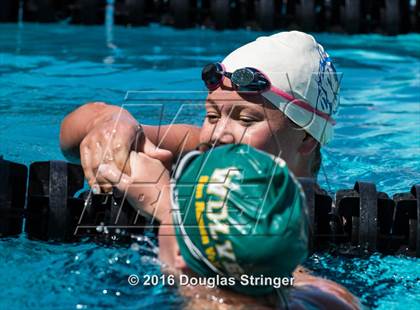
[{"xmin": 0, "ymin": 23, "xmax": 419, "ymax": 309}]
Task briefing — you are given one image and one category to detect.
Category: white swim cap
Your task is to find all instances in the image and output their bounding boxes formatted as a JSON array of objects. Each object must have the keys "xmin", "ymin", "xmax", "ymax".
[{"xmin": 222, "ymin": 31, "xmax": 340, "ymax": 145}]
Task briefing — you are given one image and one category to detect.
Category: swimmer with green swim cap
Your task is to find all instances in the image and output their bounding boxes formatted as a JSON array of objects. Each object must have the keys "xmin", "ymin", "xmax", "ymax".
[
  {"xmin": 171, "ymin": 144, "xmax": 308, "ymax": 298},
  {"xmin": 97, "ymin": 144, "xmax": 359, "ymax": 308}
]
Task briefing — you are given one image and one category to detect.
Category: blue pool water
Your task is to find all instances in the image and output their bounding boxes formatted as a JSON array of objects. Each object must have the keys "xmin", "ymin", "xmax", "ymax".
[{"xmin": 0, "ymin": 23, "xmax": 419, "ymax": 309}]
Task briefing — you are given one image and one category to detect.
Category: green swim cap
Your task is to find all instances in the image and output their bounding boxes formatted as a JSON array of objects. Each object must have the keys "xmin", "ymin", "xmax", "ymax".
[{"xmin": 171, "ymin": 144, "xmax": 309, "ymax": 296}]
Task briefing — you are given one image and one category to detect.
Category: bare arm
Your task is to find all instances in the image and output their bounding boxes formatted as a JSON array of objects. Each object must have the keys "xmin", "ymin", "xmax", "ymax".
[
  {"xmin": 292, "ymin": 267, "xmax": 360, "ymax": 309},
  {"xmin": 60, "ymin": 102, "xmax": 201, "ymax": 191},
  {"xmin": 60, "ymin": 102, "xmax": 119, "ymax": 161},
  {"xmin": 60, "ymin": 102, "xmax": 201, "ymax": 161},
  {"xmin": 142, "ymin": 123, "xmax": 202, "ymax": 156}
]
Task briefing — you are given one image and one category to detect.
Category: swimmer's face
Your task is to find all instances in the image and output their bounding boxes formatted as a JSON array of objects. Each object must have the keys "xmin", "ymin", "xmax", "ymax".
[{"xmin": 200, "ymin": 79, "xmax": 317, "ymax": 176}]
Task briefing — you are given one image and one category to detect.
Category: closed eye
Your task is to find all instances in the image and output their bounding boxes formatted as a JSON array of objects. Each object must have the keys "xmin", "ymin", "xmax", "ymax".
[
  {"xmin": 239, "ymin": 117, "xmax": 257, "ymax": 126},
  {"xmin": 205, "ymin": 113, "xmax": 220, "ymax": 124}
]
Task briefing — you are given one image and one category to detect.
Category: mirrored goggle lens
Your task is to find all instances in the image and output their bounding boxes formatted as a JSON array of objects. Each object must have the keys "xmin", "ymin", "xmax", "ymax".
[
  {"xmin": 202, "ymin": 63, "xmax": 223, "ymax": 87},
  {"xmin": 231, "ymin": 68, "xmax": 255, "ymax": 87}
]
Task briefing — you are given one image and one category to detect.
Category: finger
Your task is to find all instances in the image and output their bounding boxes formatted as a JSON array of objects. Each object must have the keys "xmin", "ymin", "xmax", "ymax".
[
  {"xmin": 132, "ymin": 125, "xmax": 172, "ymax": 170},
  {"xmin": 138, "ymin": 135, "xmax": 173, "ymax": 170},
  {"xmin": 132, "ymin": 128, "xmax": 152, "ymax": 168},
  {"xmin": 94, "ymin": 143, "xmax": 114, "ymax": 192},
  {"xmin": 128, "ymin": 150, "xmax": 145, "ymax": 178},
  {"xmin": 129, "ymin": 150, "xmax": 159, "ymax": 175},
  {"xmin": 140, "ymin": 134, "xmax": 157, "ymax": 154},
  {"xmin": 112, "ymin": 144, "xmax": 132, "ymax": 176},
  {"xmin": 108, "ymin": 125, "xmax": 137, "ymax": 176},
  {"xmin": 151, "ymin": 147, "xmax": 173, "ymax": 170},
  {"xmin": 97, "ymin": 163, "xmax": 132, "ymax": 193},
  {"xmin": 80, "ymin": 143, "xmax": 99, "ymax": 192},
  {"xmin": 129, "ymin": 151, "xmax": 170, "ymax": 187}
]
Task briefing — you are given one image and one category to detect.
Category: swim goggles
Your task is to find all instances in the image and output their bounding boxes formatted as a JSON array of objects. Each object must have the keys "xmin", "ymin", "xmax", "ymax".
[
  {"xmin": 201, "ymin": 62, "xmax": 270, "ymax": 92},
  {"xmin": 201, "ymin": 62, "xmax": 336, "ymax": 125}
]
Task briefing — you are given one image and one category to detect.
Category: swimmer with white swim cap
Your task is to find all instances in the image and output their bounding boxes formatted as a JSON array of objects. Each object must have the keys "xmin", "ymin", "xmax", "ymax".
[{"xmin": 61, "ymin": 30, "xmax": 340, "ymax": 185}]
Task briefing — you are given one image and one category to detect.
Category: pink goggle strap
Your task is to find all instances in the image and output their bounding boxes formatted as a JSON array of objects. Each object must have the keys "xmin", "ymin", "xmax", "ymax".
[{"xmin": 269, "ymin": 85, "xmax": 336, "ymax": 125}]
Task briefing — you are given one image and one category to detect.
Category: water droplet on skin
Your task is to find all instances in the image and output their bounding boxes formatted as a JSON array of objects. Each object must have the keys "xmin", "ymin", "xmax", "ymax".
[
  {"xmin": 138, "ymin": 194, "xmax": 144, "ymax": 202},
  {"xmin": 105, "ymin": 153, "xmax": 114, "ymax": 162}
]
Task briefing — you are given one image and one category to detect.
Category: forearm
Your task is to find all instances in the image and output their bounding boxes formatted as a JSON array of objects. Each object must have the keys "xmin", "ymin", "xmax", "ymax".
[
  {"xmin": 153, "ymin": 184, "xmax": 173, "ymax": 224},
  {"xmin": 59, "ymin": 102, "xmax": 137, "ymax": 161},
  {"xmin": 60, "ymin": 102, "xmax": 201, "ymax": 162},
  {"xmin": 142, "ymin": 124, "xmax": 201, "ymax": 156},
  {"xmin": 293, "ymin": 267, "xmax": 359, "ymax": 309}
]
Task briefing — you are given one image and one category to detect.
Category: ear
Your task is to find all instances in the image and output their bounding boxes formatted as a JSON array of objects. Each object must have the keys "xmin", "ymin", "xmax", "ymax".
[
  {"xmin": 174, "ymin": 248, "xmax": 188, "ymax": 271},
  {"xmin": 298, "ymin": 133, "xmax": 318, "ymax": 156}
]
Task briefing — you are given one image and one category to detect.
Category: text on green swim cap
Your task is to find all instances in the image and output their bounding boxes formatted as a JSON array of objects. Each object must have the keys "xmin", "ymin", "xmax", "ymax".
[{"xmin": 194, "ymin": 168, "xmax": 245, "ymax": 277}]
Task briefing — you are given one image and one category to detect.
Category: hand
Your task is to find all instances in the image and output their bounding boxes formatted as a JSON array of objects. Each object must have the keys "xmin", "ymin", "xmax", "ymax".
[
  {"xmin": 80, "ymin": 108, "xmax": 172, "ymax": 193},
  {"xmin": 97, "ymin": 151, "xmax": 172, "ymax": 223}
]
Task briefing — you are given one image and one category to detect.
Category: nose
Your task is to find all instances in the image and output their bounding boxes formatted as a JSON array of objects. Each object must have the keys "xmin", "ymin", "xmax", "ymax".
[{"xmin": 210, "ymin": 118, "xmax": 235, "ymax": 146}]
